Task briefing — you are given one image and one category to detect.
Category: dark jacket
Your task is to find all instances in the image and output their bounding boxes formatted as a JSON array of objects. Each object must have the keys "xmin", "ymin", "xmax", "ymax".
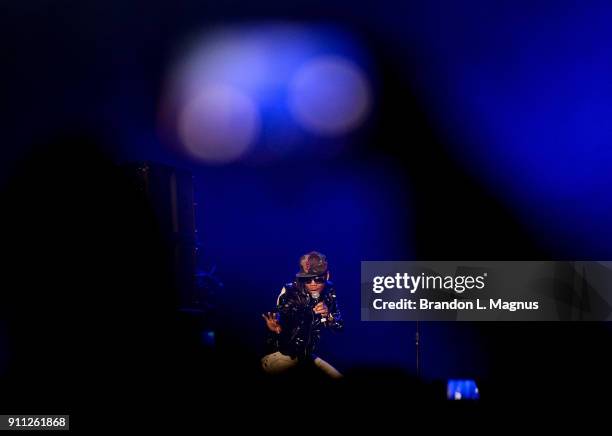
[{"xmin": 267, "ymin": 281, "xmax": 343, "ymax": 360}]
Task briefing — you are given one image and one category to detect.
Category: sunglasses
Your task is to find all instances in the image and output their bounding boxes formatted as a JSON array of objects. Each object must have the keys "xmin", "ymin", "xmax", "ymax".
[{"xmin": 299, "ymin": 276, "xmax": 326, "ymax": 284}]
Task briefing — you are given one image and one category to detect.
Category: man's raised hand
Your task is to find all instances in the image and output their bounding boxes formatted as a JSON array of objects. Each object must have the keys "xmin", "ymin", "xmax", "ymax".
[{"xmin": 262, "ymin": 312, "xmax": 282, "ymax": 334}]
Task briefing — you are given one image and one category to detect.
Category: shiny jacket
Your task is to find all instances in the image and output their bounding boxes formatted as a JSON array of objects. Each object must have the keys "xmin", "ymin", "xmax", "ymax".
[{"xmin": 267, "ymin": 281, "xmax": 343, "ymax": 360}]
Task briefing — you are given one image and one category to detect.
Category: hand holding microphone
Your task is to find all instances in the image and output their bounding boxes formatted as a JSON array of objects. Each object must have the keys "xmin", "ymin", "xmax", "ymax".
[{"xmin": 311, "ymin": 293, "xmax": 329, "ymax": 323}]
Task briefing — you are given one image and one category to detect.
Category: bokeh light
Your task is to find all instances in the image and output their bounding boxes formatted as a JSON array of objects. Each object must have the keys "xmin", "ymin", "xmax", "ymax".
[
  {"xmin": 289, "ymin": 56, "xmax": 371, "ymax": 136},
  {"xmin": 160, "ymin": 24, "xmax": 373, "ymax": 164},
  {"xmin": 178, "ymin": 84, "xmax": 260, "ymax": 163}
]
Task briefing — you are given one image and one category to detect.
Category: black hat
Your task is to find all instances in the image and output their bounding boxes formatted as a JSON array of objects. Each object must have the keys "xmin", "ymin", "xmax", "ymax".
[{"xmin": 296, "ymin": 251, "xmax": 328, "ymax": 278}]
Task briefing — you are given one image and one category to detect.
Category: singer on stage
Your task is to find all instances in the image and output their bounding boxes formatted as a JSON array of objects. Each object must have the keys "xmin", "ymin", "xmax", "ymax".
[{"xmin": 261, "ymin": 251, "xmax": 344, "ymax": 378}]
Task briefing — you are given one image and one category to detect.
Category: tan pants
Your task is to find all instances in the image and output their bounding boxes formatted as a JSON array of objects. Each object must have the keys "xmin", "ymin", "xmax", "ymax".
[{"xmin": 261, "ymin": 351, "xmax": 343, "ymax": 379}]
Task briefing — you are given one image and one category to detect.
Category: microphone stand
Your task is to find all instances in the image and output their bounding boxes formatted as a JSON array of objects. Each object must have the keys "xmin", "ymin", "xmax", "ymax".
[{"xmin": 415, "ymin": 319, "xmax": 420, "ymax": 377}]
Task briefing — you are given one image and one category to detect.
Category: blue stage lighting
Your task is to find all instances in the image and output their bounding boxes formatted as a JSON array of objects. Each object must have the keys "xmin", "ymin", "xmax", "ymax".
[
  {"xmin": 399, "ymin": 1, "xmax": 612, "ymax": 254},
  {"xmin": 447, "ymin": 379, "xmax": 480, "ymax": 400}
]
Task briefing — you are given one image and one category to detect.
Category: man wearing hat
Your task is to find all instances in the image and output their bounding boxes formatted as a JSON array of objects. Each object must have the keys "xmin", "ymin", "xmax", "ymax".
[{"xmin": 261, "ymin": 251, "xmax": 343, "ymax": 378}]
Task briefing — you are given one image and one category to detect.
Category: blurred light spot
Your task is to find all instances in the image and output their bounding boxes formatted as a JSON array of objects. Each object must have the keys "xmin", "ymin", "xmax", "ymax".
[
  {"xmin": 201, "ymin": 330, "xmax": 216, "ymax": 347},
  {"xmin": 178, "ymin": 84, "xmax": 260, "ymax": 163},
  {"xmin": 447, "ymin": 379, "xmax": 480, "ymax": 400},
  {"xmin": 289, "ymin": 56, "xmax": 371, "ymax": 136},
  {"xmin": 161, "ymin": 24, "xmax": 373, "ymax": 162}
]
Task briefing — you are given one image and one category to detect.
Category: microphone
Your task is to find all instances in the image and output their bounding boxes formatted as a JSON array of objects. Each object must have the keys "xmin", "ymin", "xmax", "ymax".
[{"xmin": 311, "ymin": 292, "xmax": 327, "ymax": 323}]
